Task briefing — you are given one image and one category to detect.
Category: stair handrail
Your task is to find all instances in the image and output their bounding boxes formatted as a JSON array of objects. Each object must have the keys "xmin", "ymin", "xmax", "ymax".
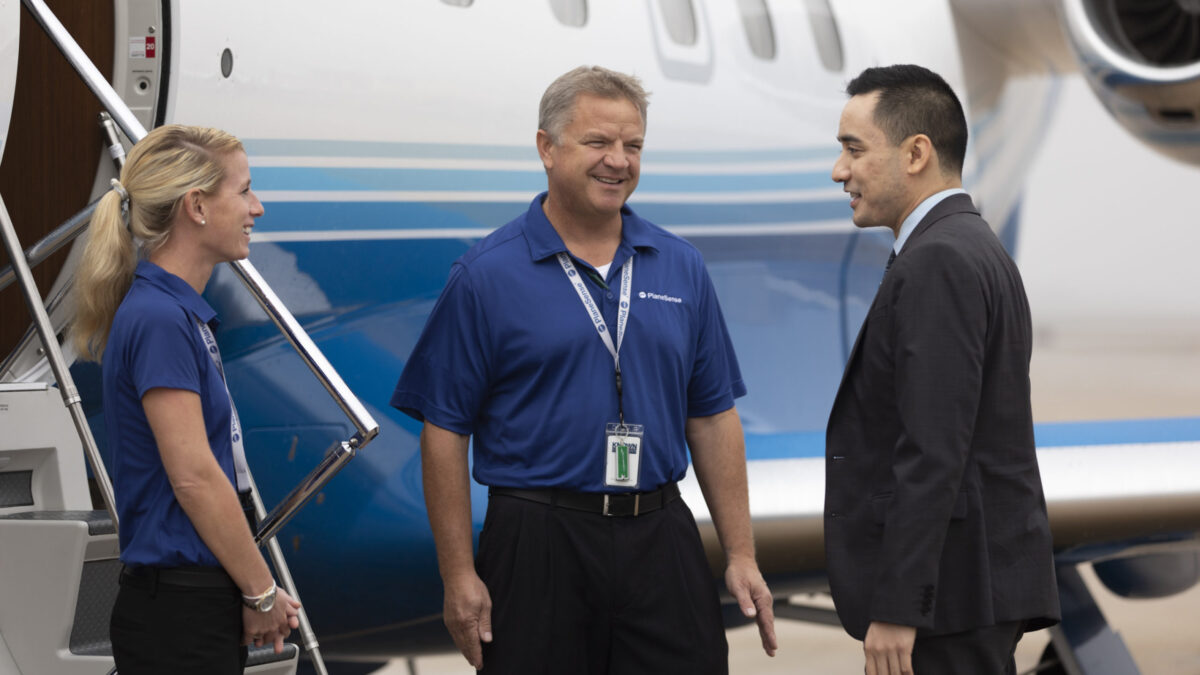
[
  {"xmin": 17, "ymin": 2, "xmax": 382, "ymax": 672},
  {"xmin": 18, "ymin": 0, "xmax": 379, "ymax": 526},
  {"xmin": 0, "ymin": 200, "xmax": 96, "ymax": 296},
  {"xmin": 0, "ymin": 195, "xmax": 119, "ymax": 528}
]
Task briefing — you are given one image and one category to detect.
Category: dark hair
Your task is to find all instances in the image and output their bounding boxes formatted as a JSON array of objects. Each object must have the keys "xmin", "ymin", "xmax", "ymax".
[{"xmin": 845, "ymin": 64, "xmax": 967, "ymax": 176}]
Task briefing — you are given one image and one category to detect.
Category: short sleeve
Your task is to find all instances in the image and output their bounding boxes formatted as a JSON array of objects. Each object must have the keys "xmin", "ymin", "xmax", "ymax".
[
  {"xmin": 391, "ymin": 263, "xmax": 492, "ymax": 434},
  {"xmin": 126, "ymin": 306, "xmax": 203, "ymax": 398},
  {"xmin": 686, "ymin": 261, "xmax": 746, "ymax": 417}
]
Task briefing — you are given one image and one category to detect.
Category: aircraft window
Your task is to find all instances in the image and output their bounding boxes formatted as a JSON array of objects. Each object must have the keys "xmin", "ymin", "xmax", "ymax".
[
  {"xmin": 441, "ymin": 0, "xmax": 472, "ymax": 6},
  {"xmin": 657, "ymin": 0, "xmax": 697, "ymax": 46},
  {"xmin": 737, "ymin": 0, "xmax": 776, "ymax": 60},
  {"xmin": 805, "ymin": 0, "xmax": 843, "ymax": 72},
  {"xmin": 550, "ymin": 0, "xmax": 587, "ymax": 27}
]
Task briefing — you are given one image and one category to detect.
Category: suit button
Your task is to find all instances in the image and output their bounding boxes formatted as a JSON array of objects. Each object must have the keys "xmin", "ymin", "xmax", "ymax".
[
  {"xmin": 831, "ymin": 455, "xmax": 846, "ymax": 461},
  {"xmin": 828, "ymin": 511, "xmax": 840, "ymax": 518}
]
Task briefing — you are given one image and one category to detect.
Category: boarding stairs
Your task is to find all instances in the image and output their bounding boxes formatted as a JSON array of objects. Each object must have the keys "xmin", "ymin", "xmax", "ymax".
[
  {"xmin": 0, "ymin": 3, "xmax": 379, "ymax": 673},
  {"xmin": 0, "ymin": 383, "xmax": 297, "ymax": 675}
]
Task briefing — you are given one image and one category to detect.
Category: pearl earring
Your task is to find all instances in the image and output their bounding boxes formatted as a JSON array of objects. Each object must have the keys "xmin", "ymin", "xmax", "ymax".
[{"xmin": 201, "ymin": 219, "xmax": 206, "ymax": 225}]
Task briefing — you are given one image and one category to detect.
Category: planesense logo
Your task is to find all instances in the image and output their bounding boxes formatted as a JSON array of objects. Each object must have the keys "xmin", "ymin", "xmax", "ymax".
[{"xmin": 638, "ymin": 291, "xmax": 682, "ymax": 304}]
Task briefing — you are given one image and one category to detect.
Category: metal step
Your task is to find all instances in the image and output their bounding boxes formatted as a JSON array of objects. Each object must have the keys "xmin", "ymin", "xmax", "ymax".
[{"xmin": 0, "ymin": 385, "xmax": 297, "ymax": 674}]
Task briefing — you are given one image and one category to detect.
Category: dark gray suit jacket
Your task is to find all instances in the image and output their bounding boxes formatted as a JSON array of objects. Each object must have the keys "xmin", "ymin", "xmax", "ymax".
[{"xmin": 824, "ymin": 193, "xmax": 1061, "ymax": 640}]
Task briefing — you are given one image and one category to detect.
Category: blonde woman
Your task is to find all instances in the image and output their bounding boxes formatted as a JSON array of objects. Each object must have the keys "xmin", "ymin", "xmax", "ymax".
[{"xmin": 72, "ymin": 125, "xmax": 299, "ymax": 674}]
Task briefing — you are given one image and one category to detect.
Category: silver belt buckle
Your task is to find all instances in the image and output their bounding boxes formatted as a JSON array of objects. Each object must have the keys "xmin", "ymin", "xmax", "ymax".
[{"xmin": 602, "ymin": 493, "xmax": 642, "ymax": 516}]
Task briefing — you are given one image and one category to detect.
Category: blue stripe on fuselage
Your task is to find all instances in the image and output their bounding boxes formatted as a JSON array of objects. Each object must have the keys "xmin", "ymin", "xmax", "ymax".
[
  {"xmin": 1035, "ymin": 417, "xmax": 1200, "ymax": 447},
  {"xmin": 250, "ymin": 167, "xmax": 835, "ymax": 193},
  {"xmin": 242, "ymin": 139, "xmax": 836, "ymax": 164},
  {"xmin": 741, "ymin": 419, "xmax": 1200, "ymax": 463},
  {"xmin": 251, "ymin": 199, "xmax": 850, "ymax": 232}
]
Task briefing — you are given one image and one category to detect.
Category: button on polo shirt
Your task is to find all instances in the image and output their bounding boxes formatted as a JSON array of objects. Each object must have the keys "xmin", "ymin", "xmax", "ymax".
[{"xmin": 392, "ymin": 194, "xmax": 745, "ymax": 492}]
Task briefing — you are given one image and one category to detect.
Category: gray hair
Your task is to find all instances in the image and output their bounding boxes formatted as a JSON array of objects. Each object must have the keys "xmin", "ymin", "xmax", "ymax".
[{"xmin": 538, "ymin": 65, "xmax": 650, "ymax": 143}]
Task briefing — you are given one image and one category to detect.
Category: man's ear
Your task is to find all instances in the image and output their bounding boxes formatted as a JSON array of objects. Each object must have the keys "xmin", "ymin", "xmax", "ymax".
[
  {"xmin": 905, "ymin": 134, "xmax": 935, "ymax": 176},
  {"xmin": 536, "ymin": 129, "xmax": 555, "ymax": 170}
]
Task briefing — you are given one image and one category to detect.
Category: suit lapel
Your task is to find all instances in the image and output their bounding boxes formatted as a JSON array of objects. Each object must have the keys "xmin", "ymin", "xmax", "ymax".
[
  {"xmin": 831, "ymin": 194, "xmax": 980, "ymax": 407},
  {"xmin": 898, "ymin": 193, "xmax": 979, "ymax": 254}
]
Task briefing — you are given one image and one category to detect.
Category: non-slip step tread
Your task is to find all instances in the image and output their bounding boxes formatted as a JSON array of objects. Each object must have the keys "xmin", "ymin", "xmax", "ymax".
[{"xmin": 0, "ymin": 509, "xmax": 115, "ymax": 535}]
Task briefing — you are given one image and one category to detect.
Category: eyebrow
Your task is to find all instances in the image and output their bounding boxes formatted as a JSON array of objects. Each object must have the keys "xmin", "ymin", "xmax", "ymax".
[
  {"xmin": 580, "ymin": 132, "xmax": 644, "ymax": 146},
  {"xmin": 837, "ymin": 134, "xmax": 862, "ymax": 145}
]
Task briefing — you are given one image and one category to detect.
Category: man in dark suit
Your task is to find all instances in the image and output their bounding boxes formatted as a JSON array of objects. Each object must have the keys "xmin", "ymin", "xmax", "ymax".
[{"xmin": 824, "ymin": 64, "xmax": 1060, "ymax": 675}]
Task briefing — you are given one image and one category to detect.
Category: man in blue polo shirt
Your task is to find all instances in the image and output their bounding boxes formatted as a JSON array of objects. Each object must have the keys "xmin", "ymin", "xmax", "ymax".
[{"xmin": 391, "ymin": 65, "xmax": 777, "ymax": 674}]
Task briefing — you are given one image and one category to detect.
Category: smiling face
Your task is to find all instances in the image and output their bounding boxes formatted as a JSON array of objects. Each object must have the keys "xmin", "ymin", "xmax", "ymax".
[
  {"xmin": 538, "ymin": 93, "xmax": 644, "ymax": 226},
  {"xmin": 198, "ymin": 150, "xmax": 263, "ymax": 262},
  {"xmin": 831, "ymin": 92, "xmax": 913, "ymax": 235}
]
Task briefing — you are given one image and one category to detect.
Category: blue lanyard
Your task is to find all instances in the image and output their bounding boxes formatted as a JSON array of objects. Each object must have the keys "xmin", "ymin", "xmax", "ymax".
[{"xmin": 556, "ymin": 252, "xmax": 633, "ymax": 424}]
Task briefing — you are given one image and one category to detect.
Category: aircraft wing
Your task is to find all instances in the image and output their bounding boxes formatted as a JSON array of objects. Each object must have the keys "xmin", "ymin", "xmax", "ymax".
[{"xmin": 684, "ymin": 418, "xmax": 1200, "ymax": 590}]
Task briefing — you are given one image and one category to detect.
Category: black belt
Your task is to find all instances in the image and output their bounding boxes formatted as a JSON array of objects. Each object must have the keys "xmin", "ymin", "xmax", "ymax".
[
  {"xmin": 489, "ymin": 482, "xmax": 680, "ymax": 517},
  {"xmin": 120, "ymin": 565, "xmax": 236, "ymax": 590}
]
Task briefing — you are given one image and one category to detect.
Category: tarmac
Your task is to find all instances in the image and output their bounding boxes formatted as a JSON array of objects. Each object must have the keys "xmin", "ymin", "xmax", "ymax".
[{"xmin": 381, "ymin": 326, "xmax": 1200, "ymax": 674}]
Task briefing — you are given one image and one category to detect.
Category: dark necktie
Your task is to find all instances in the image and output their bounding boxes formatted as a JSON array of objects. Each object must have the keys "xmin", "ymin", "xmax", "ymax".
[{"xmin": 885, "ymin": 250, "xmax": 897, "ymax": 273}]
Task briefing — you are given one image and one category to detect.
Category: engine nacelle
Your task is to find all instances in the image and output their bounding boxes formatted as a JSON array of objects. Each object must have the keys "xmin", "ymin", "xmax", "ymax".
[
  {"xmin": 1060, "ymin": 0, "xmax": 1200, "ymax": 166},
  {"xmin": 1093, "ymin": 551, "xmax": 1200, "ymax": 599}
]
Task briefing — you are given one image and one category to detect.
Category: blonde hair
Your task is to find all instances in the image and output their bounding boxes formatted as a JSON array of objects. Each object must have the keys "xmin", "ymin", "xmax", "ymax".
[{"xmin": 71, "ymin": 124, "xmax": 244, "ymax": 361}]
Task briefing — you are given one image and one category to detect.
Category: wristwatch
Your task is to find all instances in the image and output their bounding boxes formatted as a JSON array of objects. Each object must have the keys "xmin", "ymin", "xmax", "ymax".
[{"xmin": 242, "ymin": 582, "xmax": 277, "ymax": 613}]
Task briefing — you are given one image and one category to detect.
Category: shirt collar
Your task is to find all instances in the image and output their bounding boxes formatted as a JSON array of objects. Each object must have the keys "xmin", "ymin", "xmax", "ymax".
[
  {"xmin": 134, "ymin": 260, "xmax": 219, "ymax": 326},
  {"xmin": 894, "ymin": 188, "xmax": 966, "ymax": 254},
  {"xmin": 523, "ymin": 192, "xmax": 659, "ymax": 265}
]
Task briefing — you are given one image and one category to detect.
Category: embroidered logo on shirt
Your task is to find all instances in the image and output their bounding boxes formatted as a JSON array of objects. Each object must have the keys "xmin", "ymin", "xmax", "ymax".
[{"xmin": 638, "ymin": 291, "xmax": 682, "ymax": 304}]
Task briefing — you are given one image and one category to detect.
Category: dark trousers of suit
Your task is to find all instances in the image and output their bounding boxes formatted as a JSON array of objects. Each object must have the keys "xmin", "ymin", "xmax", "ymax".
[
  {"xmin": 912, "ymin": 621, "xmax": 1025, "ymax": 675},
  {"xmin": 477, "ymin": 493, "xmax": 728, "ymax": 675}
]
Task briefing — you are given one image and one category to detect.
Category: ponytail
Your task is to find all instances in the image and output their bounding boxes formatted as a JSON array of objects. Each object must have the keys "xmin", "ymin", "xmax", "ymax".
[
  {"xmin": 68, "ymin": 124, "xmax": 244, "ymax": 361},
  {"xmin": 71, "ymin": 188, "xmax": 136, "ymax": 361}
]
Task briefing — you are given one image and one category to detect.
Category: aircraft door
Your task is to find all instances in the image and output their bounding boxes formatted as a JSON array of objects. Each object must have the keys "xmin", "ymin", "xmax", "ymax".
[
  {"xmin": 0, "ymin": 0, "xmax": 17, "ymax": 164},
  {"xmin": 114, "ymin": 0, "xmax": 167, "ymax": 132},
  {"xmin": 0, "ymin": 0, "xmax": 165, "ymax": 365},
  {"xmin": 0, "ymin": 1, "xmax": 114, "ymax": 361}
]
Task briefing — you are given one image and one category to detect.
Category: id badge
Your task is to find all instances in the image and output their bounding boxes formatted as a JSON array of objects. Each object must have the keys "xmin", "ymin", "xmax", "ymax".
[{"xmin": 605, "ymin": 423, "xmax": 644, "ymax": 488}]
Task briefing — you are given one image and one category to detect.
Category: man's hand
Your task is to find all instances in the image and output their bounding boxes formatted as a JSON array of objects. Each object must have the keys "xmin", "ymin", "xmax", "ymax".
[
  {"xmin": 443, "ymin": 571, "xmax": 493, "ymax": 670},
  {"xmin": 725, "ymin": 557, "xmax": 777, "ymax": 657},
  {"xmin": 864, "ymin": 621, "xmax": 917, "ymax": 675},
  {"xmin": 243, "ymin": 587, "xmax": 302, "ymax": 654}
]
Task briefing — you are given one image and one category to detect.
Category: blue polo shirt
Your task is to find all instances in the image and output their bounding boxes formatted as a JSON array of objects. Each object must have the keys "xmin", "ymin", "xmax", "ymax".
[
  {"xmin": 391, "ymin": 193, "xmax": 746, "ymax": 492},
  {"xmin": 103, "ymin": 260, "xmax": 238, "ymax": 567}
]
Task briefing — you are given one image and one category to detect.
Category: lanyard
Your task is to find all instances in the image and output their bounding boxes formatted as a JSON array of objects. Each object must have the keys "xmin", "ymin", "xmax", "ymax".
[
  {"xmin": 195, "ymin": 319, "xmax": 251, "ymax": 493},
  {"xmin": 556, "ymin": 252, "xmax": 633, "ymax": 424}
]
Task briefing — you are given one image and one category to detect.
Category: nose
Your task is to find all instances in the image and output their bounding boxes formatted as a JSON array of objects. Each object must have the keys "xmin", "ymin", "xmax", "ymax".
[
  {"xmin": 605, "ymin": 144, "xmax": 631, "ymax": 170},
  {"xmin": 831, "ymin": 153, "xmax": 849, "ymax": 184},
  {"xmin": 250, "ymin": 190, "xmax": 265, "ymax": 217}
]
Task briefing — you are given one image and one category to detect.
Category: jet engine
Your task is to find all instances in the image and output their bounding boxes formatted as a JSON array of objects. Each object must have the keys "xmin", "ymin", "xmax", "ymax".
[{"xmin": 1060, "ymin": 0, "xmax": 1200, "ymax": 166}]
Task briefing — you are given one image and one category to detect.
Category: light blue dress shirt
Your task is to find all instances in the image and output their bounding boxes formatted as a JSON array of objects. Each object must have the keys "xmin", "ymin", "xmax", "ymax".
[{"xmin": 894, "ymin": 188, "xmax": 967, "ymax": 254}]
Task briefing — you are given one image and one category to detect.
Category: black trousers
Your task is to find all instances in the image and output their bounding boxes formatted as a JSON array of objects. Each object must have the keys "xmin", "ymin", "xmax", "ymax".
[
  {"xmin": 477, "ymin": 494, "xmax": 728, "ymax": 675},
  {"xmin": 912, "ymin": 621, "xmax": 1025, "ymax": 675},
  {"xmin": 110, "ymin": 568, "xmax": 247, "ymax": 675}
]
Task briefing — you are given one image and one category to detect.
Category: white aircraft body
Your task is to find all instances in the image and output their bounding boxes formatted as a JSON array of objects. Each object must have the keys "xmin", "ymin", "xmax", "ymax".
[{"xmin": 1, "ymin": 1, "xmax": 1199, "ymax": 673}]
